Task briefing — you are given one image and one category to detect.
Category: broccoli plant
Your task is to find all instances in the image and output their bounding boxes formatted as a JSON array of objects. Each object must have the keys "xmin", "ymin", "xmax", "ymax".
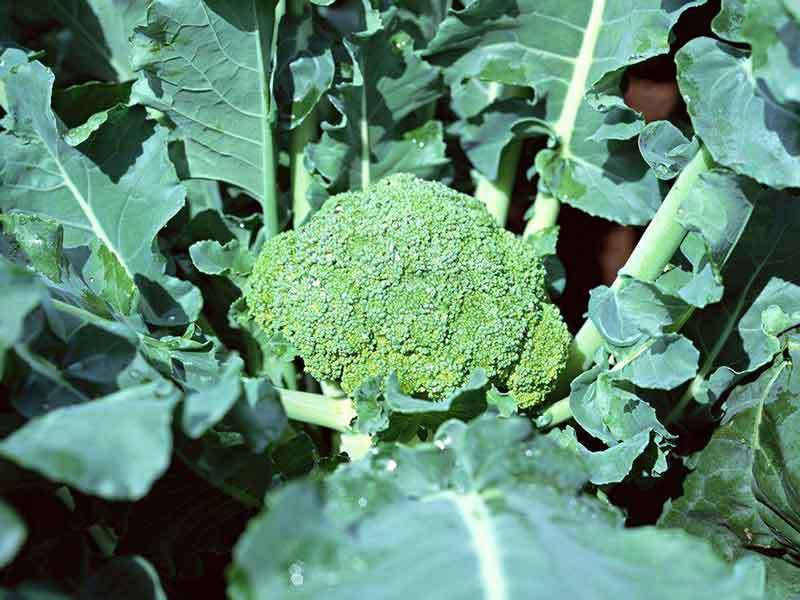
[{"xmin": 1, "ymin": 1, "xmax": 799, "ymax": 599}]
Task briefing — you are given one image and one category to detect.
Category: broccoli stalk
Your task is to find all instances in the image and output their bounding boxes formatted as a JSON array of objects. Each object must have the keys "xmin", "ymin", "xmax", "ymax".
[
  {"xmin": 539, "ymin": 146, "xmax": 716, "ymax": 426},
  {"xmin": 278, "ymin": 387, "xmax": 355, "ymax": 432}
]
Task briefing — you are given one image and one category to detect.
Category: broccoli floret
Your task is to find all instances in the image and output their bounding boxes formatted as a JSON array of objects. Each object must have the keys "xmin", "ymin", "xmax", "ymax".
[{"xmin": 245, "ymin": 174, "xmax": 571, "ymax": 407}]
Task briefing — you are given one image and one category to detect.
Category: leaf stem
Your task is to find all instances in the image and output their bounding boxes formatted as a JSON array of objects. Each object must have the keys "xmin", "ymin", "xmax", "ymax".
[
  {"xmin": 289, "ymin": 2, "xmax": 318, "ymax": 229},
  {"xmin": 474, "ymin": 140, "xmax": 522, "ymax": 226},
  {"xmin": 551, "ymin": 146, "xmax": 715, "ymax": 400},
  {"xmin": 255, "ymin": 0, "xmax": 282, "ymax": 238},
  {"xmin": 277, "ymin": 388, "xmax": 355, "ymax": 432},
  {"xmin": 472, "ymin": 83, "xmax": 525, "ymax": 227},
  {"xmin": 523, "ymin": 192, "xmax": 561, "ymax": 236}
]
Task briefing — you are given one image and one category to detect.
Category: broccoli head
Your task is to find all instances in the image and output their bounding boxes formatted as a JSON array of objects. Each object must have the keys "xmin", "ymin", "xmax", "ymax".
[{"xmin": 245, "ymin": 174, "xmax": 571, "ymax": 407}]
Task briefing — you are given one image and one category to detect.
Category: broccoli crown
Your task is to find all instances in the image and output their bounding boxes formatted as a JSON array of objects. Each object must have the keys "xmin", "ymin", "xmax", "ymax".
[{"xmin": 246, "ymin": 174, "xmax": 570, "ymax": 407}]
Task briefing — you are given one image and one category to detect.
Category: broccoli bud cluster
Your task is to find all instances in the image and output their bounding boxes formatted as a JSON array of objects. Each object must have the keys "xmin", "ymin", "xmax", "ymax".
[{"xmin": 246, "ymin": 174, "xmax": 570, "ymax": 407}]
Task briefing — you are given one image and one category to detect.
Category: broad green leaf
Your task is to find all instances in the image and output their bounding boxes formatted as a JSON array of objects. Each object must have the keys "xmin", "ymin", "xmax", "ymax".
[
  {"xmin": 588, "ymin": 277, "xmax": 690, "ymax": 347},
  {"xmin": 0, "ymin": 382, "xmax": 179, "ymax": 500},
  {"xmin": 569, "ymin": 366, "xmax": 671, "ymax": 447},
  {"xmin": 0, "ymin": 51, "xmax": 200, "ymax": 325},
  {"xmin": 548, "ymin": 425, "xmax": 651, "ymax": 485},
  {"xmin": 614, "ymin": 334, "xmax": 700, "ymax": 391},
  {"xmin": 661, "ymin": 357, "xmax": 800, "ymax": 561},
  {"xmin": 682, "ymin": 186, "xmax": 800, "ymax": 406},
  {"xmin": 231, "ymin": 416, "xmax": 763, "ymax": 599},
  {"xmin": 0, "ymin": 499, "xmax": 26, "ymax": 569},
  {"xmin": 189, "ymin": 240, "xmax": 255, "ymax": 283},
  {"xmin": 11, "ymin": 0, "xmax": 147, "ymax": 81},
  {"xmin": 351, "ymin": 370, "xmax": 493, "ymax": 440},
  {"xmin": 713, "ymin": 0, "xmax": 800, "ymax": 104},
  {"xmin": 306, "ymin": 7, "xmax": 447, "ymax": 194},
  {"xmin": 677, "ymin": 37, "xmax": 800, "ymax": 189},
  {"xmin": 132, "ymin": 0, "xmax": 281, "ymax": 216},
  {"xmin": 427, "ymin": 0, "xmax": 704, "ymax": 225}
]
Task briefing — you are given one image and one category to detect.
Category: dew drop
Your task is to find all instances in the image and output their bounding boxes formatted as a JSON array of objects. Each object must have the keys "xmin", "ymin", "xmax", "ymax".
[
  {"xmin": 434, "ymin": 435, "xmax": 452, "ymax": 451},
  {"xmin": 288, "ymin": 561, "xmax": 305, "ymax": 587},
  {"xmin": 385, "ymin": 458, "xmax": 398, "ymax": 472},
  {"xmin": 357, "ymin": 496, "xmax": 368, "ymax": 508},
  {"xmin": 524, "ymin": 449, "xmax": 534, "ymax": 458}
]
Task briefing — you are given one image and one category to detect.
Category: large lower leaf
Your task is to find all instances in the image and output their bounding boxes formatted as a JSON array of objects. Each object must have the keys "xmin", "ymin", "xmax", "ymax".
[
  {"xmin": 661, "ymin": 353, "xmax": 800, "ymax": 563},
  {"xmin": 0, "ymin": 382, "xmax": 179, "ymax": 501},
  {"xmin": 427, "ymin": 0, "xmax": 705, "ymax": 224},
  {"xmin": 230, "ymin": 416, "xmax": 763, "ymax": 599}
]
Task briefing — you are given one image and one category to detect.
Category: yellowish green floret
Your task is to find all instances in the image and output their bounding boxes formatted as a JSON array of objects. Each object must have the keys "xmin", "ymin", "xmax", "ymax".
[{"xmin": 245, "ymin": 174, "xmax": 571, "ymax": 407}]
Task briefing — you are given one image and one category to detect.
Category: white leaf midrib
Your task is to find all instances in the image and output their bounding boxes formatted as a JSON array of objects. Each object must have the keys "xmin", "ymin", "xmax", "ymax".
[
  {"xmin": 552, "ymin": 0, "xmax": 606, "ymax": 154},
  {"xmin": 52, "ymin": 150, "xmax": 133, "ymax": 279},
  {"xmin": 446, "ymin": 492, "xmax": 508, "ymax": 600}
]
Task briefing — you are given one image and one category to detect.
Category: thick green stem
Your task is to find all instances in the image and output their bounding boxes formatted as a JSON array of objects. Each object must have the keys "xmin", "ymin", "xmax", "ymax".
[
  {"xmin": 288, "ymin": 1, "xmax": 317, "ymax": 229},
  {"xmin": 472, "ymin": 83, "xmax": 526, "ymax": 226},
  {"xmin": 278, "ymin": 388, "xmax": 355, "ymax": 432},
  {"xmin": 255, "ymin": 0, "xmax": 282, "ymax": 239},
  {"xmin": 317, "ymin": 380, "xmax": 373, "ymax": 459},
  {"xmin": 475, "ymin": 140, "xmax": 522, "ymax": 226},
  {"xmin": 542, "ymin": 147, "xmax": 715, "ymax": 426},
  {"xmin": 290, "ymin": 106, "xmax": 318, "ymax": 229},
  {"xmin": 557, "ymin": 147, "xmax": 714, "ymax": 387},
  {"xmin": 523, "ymin": 192, "xmax": 561, "ymax": 237},
  {"xmin": 319, "ymin": 379, "xmax": 346, "ymax": 399}
]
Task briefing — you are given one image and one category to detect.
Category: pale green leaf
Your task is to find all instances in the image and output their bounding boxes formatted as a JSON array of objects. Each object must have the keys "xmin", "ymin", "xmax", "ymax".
[
  {"xmin": 677, "ymin": 38, "xmax": 800, "ymax": 189},
  {"xmin": 132, "ymin": 0, "xmax": 280, "ymax": 214},
  {"xmin": 0, "ymin": 382, "xmax": 180, "ymax": 500},
  {"xmin": 231, "ymin": 416, "xmax": 763, "ymax": 599}
]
